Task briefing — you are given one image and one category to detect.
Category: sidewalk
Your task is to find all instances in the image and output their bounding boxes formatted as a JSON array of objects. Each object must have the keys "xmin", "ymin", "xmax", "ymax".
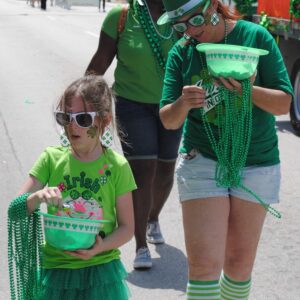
[
  {"xmin": 22, "ymin": 0, "xmax": 126, "ymax": 12},
  {"xmin": 55, "ymin": 0, "xmax": 126, "ymax": 9}
]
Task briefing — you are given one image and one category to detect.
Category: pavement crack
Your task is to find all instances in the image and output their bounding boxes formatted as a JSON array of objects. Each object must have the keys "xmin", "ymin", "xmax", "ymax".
[{"xmin": 0, "ymin": 110, "xmax": 24, "ymax": 176}]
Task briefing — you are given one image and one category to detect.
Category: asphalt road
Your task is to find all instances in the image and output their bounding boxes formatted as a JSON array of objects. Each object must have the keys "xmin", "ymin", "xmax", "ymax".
[{"xmin": 0, "ymin": 1, "xmax": 299, "ymax": 299}]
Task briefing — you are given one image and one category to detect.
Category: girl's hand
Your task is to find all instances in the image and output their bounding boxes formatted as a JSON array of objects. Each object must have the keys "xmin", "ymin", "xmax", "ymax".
[
  {"xmin": 64, "ymin": 235, "xmax": 104, "ymax": 260},
  {"xmin": 179, "ymin": 85, "xmax": 206, "ymax": 110},
  {"xmin": 28, "ymin": 186, "xmax": 63, "ymax": 210}
]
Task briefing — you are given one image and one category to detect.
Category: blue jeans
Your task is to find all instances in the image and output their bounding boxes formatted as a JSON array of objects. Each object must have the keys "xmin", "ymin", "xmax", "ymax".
[
  {"xmin": 115, "ymin": 96, "xmax": 182, "ymax": 161},
  {"xmin": 176, "ymin": 151, "xmax": 281, "ymax": 204}
]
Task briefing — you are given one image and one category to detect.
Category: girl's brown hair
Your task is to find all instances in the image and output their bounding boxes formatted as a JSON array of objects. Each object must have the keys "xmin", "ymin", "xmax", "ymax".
[
  {"xmin": 56, "ymin": 75, "xmax": 121, "ymax": 149},
  {"xmin": 57, "ymin": 75, "xmax": 113, "ymax": 125}
]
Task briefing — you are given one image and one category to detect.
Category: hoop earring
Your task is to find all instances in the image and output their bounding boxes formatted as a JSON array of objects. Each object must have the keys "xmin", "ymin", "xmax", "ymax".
[
  {"xmin": 210, "ymin": 12, "xmax": 220, "ymax": 26},
  {"xmin": 100, "ymin": 126, "xmax": 113, "ymax": 147},
  {"xmin": 59, "ymin": 129, "xmax": 70, "ymax": 147}
]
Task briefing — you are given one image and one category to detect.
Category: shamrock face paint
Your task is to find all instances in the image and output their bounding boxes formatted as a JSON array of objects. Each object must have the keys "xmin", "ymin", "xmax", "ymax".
[{"xmin": 87, "ymin": 126, "xmax": 98, "ymax": 139}]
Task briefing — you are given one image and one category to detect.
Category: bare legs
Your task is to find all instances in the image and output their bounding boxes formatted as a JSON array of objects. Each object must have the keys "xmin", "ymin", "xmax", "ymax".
[
  {"xmin": 148, "ymin": 160, "xmax": 176, "ymax": 222},
  {"xmin": 182, "ymin": 196, "xmax": 267, "ymax": 281},
  {"xmin": 128, "ymin": 159, "xmax": 176, "ymax": 251},
  {"xmin": 129, "ymin": 159, "xmax": 155, "ymax": 251},
  {"xmin": 182, "ymin": 197, "xmax": 230, "ymax": 280},
  {"xmin": 224, "ymin": 196, "xmax": 267, "ymax": 281}
]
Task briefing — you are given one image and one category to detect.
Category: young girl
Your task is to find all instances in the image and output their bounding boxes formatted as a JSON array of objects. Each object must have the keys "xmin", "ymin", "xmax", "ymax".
[{"xmin": 8, "ymin": 75, "xmax": 136, "ymax": 300}]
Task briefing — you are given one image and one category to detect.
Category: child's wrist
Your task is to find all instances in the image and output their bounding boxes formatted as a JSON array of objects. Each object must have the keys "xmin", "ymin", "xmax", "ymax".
[
  {"xmin": 8, "ymin": 193, "xmax": 32, "ymax": 220},
  {"xmin": 27, "ymin": 193, "xmax": 41, "ymax": 211}
]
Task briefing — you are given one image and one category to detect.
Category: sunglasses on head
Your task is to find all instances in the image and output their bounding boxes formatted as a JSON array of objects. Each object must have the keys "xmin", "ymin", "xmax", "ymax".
[
  {"xmin": 172, "ymin": 1, "xmax": 210, "ymax": 33},
  {"xmin": 55, "ymin": 111, "xmax": 98, "ymax": 128}
]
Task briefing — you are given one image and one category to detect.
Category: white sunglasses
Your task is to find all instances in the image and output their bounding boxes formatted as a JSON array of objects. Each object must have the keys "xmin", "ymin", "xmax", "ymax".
[
  {"xmin": 172, "ymin": 1, "xmax": 210, "ymax": 33},
  {"xmin": 54, "ymin": 111, "xmax": 98, "ymax": 128}
]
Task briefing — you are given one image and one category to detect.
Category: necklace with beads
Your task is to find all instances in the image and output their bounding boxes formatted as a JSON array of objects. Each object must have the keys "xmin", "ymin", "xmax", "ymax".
[
  {"xmin": 135, "ymin": 0, "xmax": 175, "ymax": 74},
  {"xmin": 8, "ymin": 194, "xmax": 43, "ymax": 299},
  {"xmin": 142, "ymin": 0, "xmax": 174, "ymax": 40},
  {"xmin": 199, "ymin": 19, "xmax": 280, "ymax": 218}
]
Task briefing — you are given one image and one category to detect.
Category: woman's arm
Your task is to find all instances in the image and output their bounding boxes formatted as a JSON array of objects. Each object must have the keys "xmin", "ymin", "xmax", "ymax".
[
  {"xmin": 219, "ymin": 76, "xmax": 292, "ymax": 116},
  {"xmin": 18, "ymin": 175, "xmax": 62, "ymax": 214},
  {"xmin": 252, "ymin": 86, "xmax": 292, "ymax": 115},
  {"xmin": 65, "ymin": 192, "xmax": 134, "ymax": 259},
  {"xmin": 85, "ymin": 31, "xmax": 117, "ymax": 75},
  {"xmin": 160, "ymin": 85, "xmax": 206, "ymax": 130}
]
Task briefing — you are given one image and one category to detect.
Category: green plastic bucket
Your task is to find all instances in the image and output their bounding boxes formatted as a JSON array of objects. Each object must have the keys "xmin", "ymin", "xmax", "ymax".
[
  {"xmin": 37, "ymin": 212, "xmax": 110, "ymax": 251},
  {"xmin": 196, "ymin": 43, "xmax": 269, "ymax": 80}
]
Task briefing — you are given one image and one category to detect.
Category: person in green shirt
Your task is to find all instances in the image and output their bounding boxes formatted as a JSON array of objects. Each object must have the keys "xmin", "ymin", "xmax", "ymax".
[
  {"xmin": 158, "ymin": 0, "xmax": 293, "ymax": 299},
  {"xmin": 8, "ymin": 75, "xmax": 136, "ymax": 300},
  {"xmin": 86, "ymin": 0, "xmax": 182, "ymax": 270}
]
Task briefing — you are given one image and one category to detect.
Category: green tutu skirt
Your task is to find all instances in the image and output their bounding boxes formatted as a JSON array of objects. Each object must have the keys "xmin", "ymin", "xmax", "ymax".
[{"xmin": 40, "ymin": 259, "xmax": 130, "ymax": 300}]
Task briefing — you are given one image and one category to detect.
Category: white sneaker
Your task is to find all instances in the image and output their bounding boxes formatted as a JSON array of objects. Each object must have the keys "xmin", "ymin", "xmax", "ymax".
[
  {"xmin": 146, "ymin": 221, "xmax": 165, "ymax": 244},
  {"xmin": 133, "ymin": 247, "xmax": 152, "ymax": 269}
]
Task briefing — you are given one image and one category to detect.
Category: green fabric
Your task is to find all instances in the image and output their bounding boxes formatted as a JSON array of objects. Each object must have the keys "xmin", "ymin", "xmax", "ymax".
[
  {"xmin": 102, "ymin": 5, "xmax": 178, "ymax": 104},
  {"xmin": 220, "ymin": 273, "xmax": 251, "ymax": 299},
  {"xmin": 30, "ymin": 146, "xmax": 137, "ymax": 269},
  {"xmin": 161, "ymin": 20, "xmax": 294, "ymax": 166},
  {"xmin": 40, "ymin": 259, "xmax": 130, "ymax": 300},
  {"xmin": 158, "ymin": 0, "xmax": 207, "ymax": 25},
  {"xmin": 186, "ymin": 280, "xmax": 221, "ymax": 300}
]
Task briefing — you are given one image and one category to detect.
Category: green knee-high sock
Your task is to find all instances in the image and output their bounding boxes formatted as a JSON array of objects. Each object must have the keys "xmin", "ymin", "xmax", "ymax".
[
  {"xmin": 220, "ymin": 273, "xmax": 251, "ymax": 300},
  {"xmin": 186, "ymin": 280, "xmax": 221, "ymax": 300}
]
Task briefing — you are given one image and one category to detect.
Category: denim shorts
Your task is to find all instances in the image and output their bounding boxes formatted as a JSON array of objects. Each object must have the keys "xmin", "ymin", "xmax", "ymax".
[
  {"xmin": 115, "ymin": 96, "xmax": 182, "ymax": 161},
  {"xmin": 176, "ymin": 151, "xmax": 281, "ymax": 204}
]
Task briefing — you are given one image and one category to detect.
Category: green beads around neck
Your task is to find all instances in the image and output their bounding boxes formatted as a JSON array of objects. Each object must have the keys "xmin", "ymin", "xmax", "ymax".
[{"xmin": 135, "ymin": 1, "xmax": 173, "ymax": 73}]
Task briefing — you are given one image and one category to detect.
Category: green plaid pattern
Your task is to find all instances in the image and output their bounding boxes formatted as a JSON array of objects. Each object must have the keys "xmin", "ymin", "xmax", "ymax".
[
  {"xmin": 210, "ymin": 12, "xmax": 219, "ymax": 26},
  {"xmin": 101, "ymin": 127, "xmax": 113, "ymax": 147},
  {"xmin": 60, "ymin": 130, "xmax": 70, "ymax": 147}
]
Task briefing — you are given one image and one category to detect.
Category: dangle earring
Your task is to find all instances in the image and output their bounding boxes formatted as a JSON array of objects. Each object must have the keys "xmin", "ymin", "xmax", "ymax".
[
  {"xmin": 59, "ymin": 129, "xmax": 70, "ymax": 147},
  {"xmin": 210, "ymin": 10, "xmax": 220, "ymax": 26},
  {"xmin": 183, "ymin": 33, "xmax": 191, "ymax": 40},
  {"xmin": 100, "ymin": 126, "xmax": 113, "ymax": 148}
]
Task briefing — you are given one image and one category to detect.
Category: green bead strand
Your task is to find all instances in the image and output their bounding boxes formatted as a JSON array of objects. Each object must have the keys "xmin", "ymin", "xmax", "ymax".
[
  {"xmin": 7, "ymin": 193, "xmax": 44, "ymax": 300},
  {"xmin": 199, "ymin": 61, "xmax": 281, "ymax": 218},
  {"xmin": 135, "ymin": 1, "xmax": 174, "ymax": 76}
]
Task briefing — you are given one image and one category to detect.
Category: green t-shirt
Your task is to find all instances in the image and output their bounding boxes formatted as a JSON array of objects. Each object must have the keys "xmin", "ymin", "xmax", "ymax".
[
  {"xmin": 30, "ymin": 146, "xmax": 137, "ymax": 269},
  {"xmin": 161, "ymin": 20, "xmax": 294, "ymax": 166},
  {"xmin": 102, "ymin": 5, "xmax": 178, "ymax": 103}
]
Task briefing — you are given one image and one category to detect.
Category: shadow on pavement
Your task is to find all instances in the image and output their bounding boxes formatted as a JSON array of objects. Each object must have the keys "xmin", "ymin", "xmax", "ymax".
[
  {"xmin": 127, "ymin": 243, "xmax": 187, "ymax": 292},
  {"xmin": 276, "ymin": 120, "xmax": 297, "ymax": 135}
]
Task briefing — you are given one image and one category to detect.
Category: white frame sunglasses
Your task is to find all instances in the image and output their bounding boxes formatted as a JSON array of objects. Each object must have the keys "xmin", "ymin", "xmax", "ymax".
[
  {"xmin": 172, "ymin": 1, "xmax": 210, "ymax": 33},
  {"xmin": 54, "ymin": 111, "xmax": 98, "ymax": 128}
]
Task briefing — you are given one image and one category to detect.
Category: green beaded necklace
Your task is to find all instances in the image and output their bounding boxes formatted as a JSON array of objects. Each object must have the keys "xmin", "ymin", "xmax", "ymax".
[
  {"xmin": 135, "ymin": 0, "xmax": 174, "ymax": 74},
  {"xmin": 7, "ymin": 193, "xmax": 44, "ymax": 299},
  {"xmin": 199, "ymin": 20, "xmax": 281, "ymax": 218}
]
